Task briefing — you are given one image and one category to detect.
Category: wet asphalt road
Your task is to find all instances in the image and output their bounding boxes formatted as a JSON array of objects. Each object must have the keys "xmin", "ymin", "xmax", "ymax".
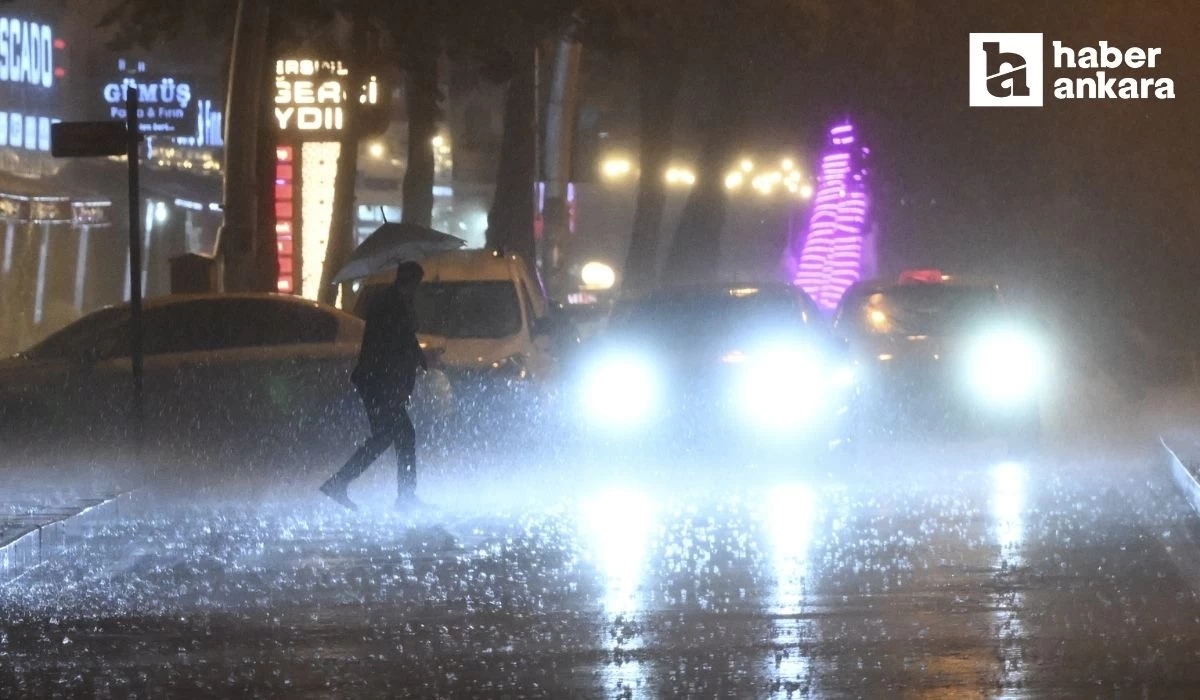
[{"xmin": 4, "ymin": 441, "xmax": 1200, "ymax": 698}]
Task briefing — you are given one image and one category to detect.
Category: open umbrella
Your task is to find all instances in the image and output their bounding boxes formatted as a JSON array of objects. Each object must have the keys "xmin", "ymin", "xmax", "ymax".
[{"xmin": 332, "ymin": 222, "xmax": 465, "ymax": 284}]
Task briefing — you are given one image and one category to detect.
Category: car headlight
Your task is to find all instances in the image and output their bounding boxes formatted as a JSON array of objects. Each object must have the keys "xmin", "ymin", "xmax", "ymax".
[
  {"xmin": 735, "ymin": 345, "xmax": 826, "ymax": 431},
  {"xmin": 830, "ymin": 364, "xmax": 856, "ymax": 389},
  {"xmin": 581, "ymin": 353, "xmax": 659, "ymax": 426},
  {"xmin": 966, "ymin": 329, "xmax": 1046, "ymax": 405}
]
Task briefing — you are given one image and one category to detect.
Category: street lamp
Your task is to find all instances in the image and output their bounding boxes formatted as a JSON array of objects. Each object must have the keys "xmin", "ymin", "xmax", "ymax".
[
  {"xmin": 601, "ymin": 157, "xmax": 634, "ymax": 180},
  {"xmin": 581, "ymin": 261, "xmax": 616, "ymax": 290},
  {"xmin": 664, "ymin": 166, "xmax": 696, "ymax": 187}
]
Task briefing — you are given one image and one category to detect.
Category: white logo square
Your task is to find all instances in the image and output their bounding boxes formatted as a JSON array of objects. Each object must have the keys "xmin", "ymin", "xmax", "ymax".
[{"xmin": 969, "ymin": 33, "xmax": 1044, "ymax": 107}]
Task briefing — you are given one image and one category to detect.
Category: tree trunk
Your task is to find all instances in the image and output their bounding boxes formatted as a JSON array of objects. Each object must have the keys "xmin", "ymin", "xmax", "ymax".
[
  {"xmin": 661, "ymin": 77, "xmax": 743, "ymax": 285},
  {"xmin": 541, "ymin": 38, "xmax": 582, "ymax": 299},
  {"xmin": 623, "ymin": 48, "xmax": 681, "ymax": 293},
  {"xmin": 401, "ymin": 40, "xmax": 439, "ymax": 228},
  {"xmin": 317, "ymin": 18, "xmax": 368, "ymax": 306},
  {"xmin": 486, "ymin": 48, "xmax": 537, "ymax": 267},
  {"xmin": 217, "ymin": 0, "xmax": 271, "ymax": 292}
]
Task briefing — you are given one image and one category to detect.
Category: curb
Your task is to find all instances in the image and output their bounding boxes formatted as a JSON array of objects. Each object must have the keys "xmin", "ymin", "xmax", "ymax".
[
  {"xmin": 0, "ymin": 490, "xmax": 140, "ymax": 584},
  {"xmin": 1161, "ymin": 437, "xmax": 1200, "ymax": 515}
]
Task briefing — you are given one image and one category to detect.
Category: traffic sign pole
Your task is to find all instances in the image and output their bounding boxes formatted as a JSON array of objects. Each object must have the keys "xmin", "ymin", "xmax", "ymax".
[
  {"xmin": 126, "ymin": 89, "xmax": 145, "ymax": 447},
  {"xmin": 50, "ymin": 95, "xmax": 147, "ymax": 452}
]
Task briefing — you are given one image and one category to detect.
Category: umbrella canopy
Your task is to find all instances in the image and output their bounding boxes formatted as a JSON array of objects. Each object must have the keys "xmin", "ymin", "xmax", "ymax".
[{"xmin": 332, "ymin": 222, "xmax": 465, "ymax": 284}]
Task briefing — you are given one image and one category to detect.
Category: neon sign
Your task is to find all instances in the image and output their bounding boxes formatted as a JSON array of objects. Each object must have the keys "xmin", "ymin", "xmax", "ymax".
[
  {"xmin": 791, "ymin": 121, "xmax": 871, "ymax": 310},
  {"xmin": 273, "ymin": 59, "xmax": 379, "ymax": 134},
  {"xmin": 0, "ymin": 18, "xmax": 53, "ymax": 88},
  {"xmin": 102, "ymin": 76, "xmax": 196, "ymax": 135}
]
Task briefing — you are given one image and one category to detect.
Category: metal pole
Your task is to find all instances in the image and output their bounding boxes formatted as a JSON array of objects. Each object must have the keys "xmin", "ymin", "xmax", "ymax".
[{"xmin": 126, "ymin": 89, "xmax": 145, "ymax": 444}]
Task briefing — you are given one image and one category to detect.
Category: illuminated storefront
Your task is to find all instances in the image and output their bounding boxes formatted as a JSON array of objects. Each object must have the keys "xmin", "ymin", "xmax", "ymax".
[
  {"xmin": 0, "ymin": 186, "xmax": 112, "ymax": 353},
  {"xmin": 272, "ymin": 58, "xmax": 381, "ymax": 299},
  {"xmin": 0, "ymin": 13, "xmax": 66, "ymax": 178}
]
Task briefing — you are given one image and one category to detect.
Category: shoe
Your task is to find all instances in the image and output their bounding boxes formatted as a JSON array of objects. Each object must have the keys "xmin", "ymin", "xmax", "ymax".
[
  {"xmin": 320, "ymin": 481, "xmax": 358, "ymax": 511},
  {"xmin": 394, "ymin": 491, "xmax": 426, "ymax": 512}
]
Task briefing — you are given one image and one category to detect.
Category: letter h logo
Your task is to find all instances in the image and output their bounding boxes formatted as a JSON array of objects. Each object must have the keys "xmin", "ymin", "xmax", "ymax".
[{"xmin": 969, "ymin": 33, "xmax": 1044, "ymax": 107}]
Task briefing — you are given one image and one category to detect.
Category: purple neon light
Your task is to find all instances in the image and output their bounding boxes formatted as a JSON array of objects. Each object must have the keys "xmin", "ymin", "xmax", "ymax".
[{"xmin": 790, "ymin": 121, "xmax": 871, "ymax": 310}]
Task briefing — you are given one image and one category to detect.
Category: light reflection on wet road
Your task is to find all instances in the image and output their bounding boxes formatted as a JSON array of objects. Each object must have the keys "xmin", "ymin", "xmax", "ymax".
[{"xmin": 4, "ymin": 443, "xmax": 1200, "ymax": 698}]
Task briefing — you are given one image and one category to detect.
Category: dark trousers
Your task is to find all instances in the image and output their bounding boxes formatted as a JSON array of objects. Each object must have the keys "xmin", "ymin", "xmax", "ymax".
[{"xmin": 330, "ymin": 386, "xmax": 416, "ymax": 495}]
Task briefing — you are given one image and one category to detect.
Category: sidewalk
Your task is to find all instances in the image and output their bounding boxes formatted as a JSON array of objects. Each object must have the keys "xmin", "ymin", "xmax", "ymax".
[
  {"xmin": 0, "ymin": 490, "xmax": 141, "ymax": 583},
  {"xmin": 0, "ymin": 458, "xmax": 139, "ymax": 583}
]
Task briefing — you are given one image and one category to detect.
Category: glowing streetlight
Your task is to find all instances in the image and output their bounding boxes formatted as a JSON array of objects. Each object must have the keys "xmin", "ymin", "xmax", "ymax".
[
  {"xmin": 740, "ymin": 159, "xmax": 754, "ymax": 173},
  {"xmin": 724, "ymin": 171, "xmax": 744, "ymax": 190},
  {"xmin": 368, "ymin": 142, "xmax": 385, "ymax": 159},
  {"xmin": 665, "ymin": 166, "xmax": 696, "ymax": 186},
  {"xmin": 752, "ymin": 175, "xmax": 773, "ymax": 195},
  {"xmin": 601, "ymin": 157, "xmax": 634, "ymax": 180},
  {"xmin": 581, "ymin": 261, "xmax": 616, "ymax": 290}
]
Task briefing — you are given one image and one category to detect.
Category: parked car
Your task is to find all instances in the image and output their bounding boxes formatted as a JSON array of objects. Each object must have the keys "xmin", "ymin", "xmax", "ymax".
[{"xmin": 0, "ymin": 294, "xmax": 363, "ymax": 449}]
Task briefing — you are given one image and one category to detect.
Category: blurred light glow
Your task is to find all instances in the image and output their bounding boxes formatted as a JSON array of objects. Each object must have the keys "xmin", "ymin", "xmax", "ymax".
[
  {"xmin": 664, "ymin": 166, "xmax": 696, "ymax": 186},
  {"xmin": 721, "ymin": 350, "xmax": 748, "ymax": 364},
  {"xmin": 799, "ymin": 183, "xmax": 814, "ymax": 199},
  {"xmin": 431, "ymin": 134, "xmax": 445, "ymax": 148},
  {"xmin": 736, "ymin": 345, "xmax": 825, "ymax": 431},
  {"xmin": 725, "ymin": 171, "xmax": 745, "ymax": 190},
  {"xmin": 601, "ymin": 157, "xmax": 634, "ymax": 180},
  {"xmin": 583, "ymin": 353, "xmax": 659, "ymax": 426},
  {"xmin": 991, "ymin": 461, "xmax": 1026, "ymax": 557},
  {"xmin": 967, "ymin": 329, "xmax": 1046, "ymax": 404},
  {"xmin": 868, "ymin": 308, "xmax": 888, "ymax": 329},
  {"xmin": 781, "ymin": 158, "xmax": 795, "ymax": 171},
  {"xmin": 368, "ymin": 142, "xmax": 384, "ymax": 159},
  {"xmin": 580, "ymin": 261, "xmax": 616, "ymax": 290},
  {"xmin": 831, "ymin": 364, "xmax": 855, "ymax": 388},
  {"xmin": 301, "ymin": 141, "xmax": 340, "ymax": 299},
  {"xmin": 767, "ymin": 483, "xmax": 817, "ymax": 614},
  {"xmin": 877, "ymin": 353, "xmax": 893, "ymax": 361},
  {"xmin": 153, "ymin": 200, "xmax": 167, "ymax": 223},
  {"xmin": 740, "ymin": 159, "xmax": 754, "ymax": 172},
  {"xmin": 578, "ymin": 487, "xmax": 657, "ymax": 614}
]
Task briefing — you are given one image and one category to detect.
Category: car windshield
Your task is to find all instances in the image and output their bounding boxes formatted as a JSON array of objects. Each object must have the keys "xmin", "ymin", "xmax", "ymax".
[
  {"xmin": 414, "ymin": 281, "xmax": 522, "ymax": 339},
  {"xmin": 846, "ymin": 285, "xmax": 1004, "ymax": 335},
  {"xmin": 611, "ymin": 289, "xmax": 808, "ymax": 339}
]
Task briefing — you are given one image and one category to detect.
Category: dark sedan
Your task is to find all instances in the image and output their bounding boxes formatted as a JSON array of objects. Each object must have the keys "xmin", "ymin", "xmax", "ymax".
[
  {"xmin": 834, "ymin": 271, "xmax": 1047, "ymax": 449},
  {"xmin": 570, "ymin": 283, "xmax": 855, "ymax": 455}
]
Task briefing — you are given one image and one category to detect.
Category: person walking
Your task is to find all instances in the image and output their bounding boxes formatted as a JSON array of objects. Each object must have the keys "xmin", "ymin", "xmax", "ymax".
[{"xmin": 321, "ymin": 262, "xmax": 426, "ymax": 510}]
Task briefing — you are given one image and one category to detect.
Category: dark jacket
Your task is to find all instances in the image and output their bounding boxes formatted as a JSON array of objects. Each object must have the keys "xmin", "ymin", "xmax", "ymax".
[{"xmin": 351, "ymin": 285, "xmax": 425, "ymax": 395}]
